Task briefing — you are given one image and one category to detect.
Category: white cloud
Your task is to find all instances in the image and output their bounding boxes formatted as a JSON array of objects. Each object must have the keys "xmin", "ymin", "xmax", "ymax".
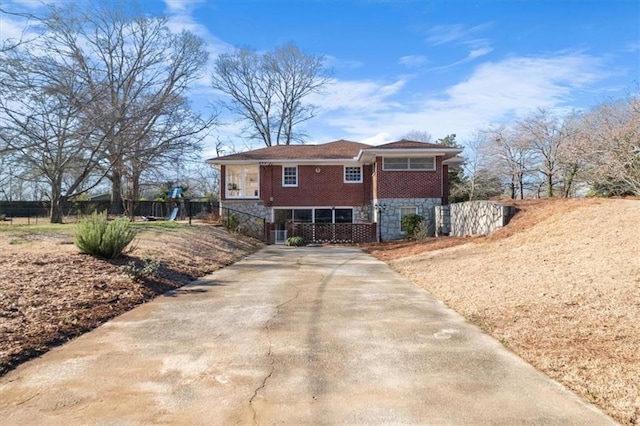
[
  {"xmin": 426, "ymin": 23, "xmax": 492, "ymax": 46},
  {"xmin": 467, "ymin": 47, "xmax": 493, "ymax": 60},
  {"xmin": 310, "ymin": 52, "xmax": 607, "ymax": 143},
  {"xmin": 309, "ymin": 78, "xmax": 407, "ymax": 113},
  {"xmin": 360, "ymin": 132, "xmax": 394, "ymax": 146},
  {"xmin": 163, "ymin": 0, "xmax": 205, "ymax": 13},
  {"xmin": 324, "ymin": 55, "xmax": 363, "ymax": 70},
  {"xmin": 399, "ymin": 54, "xmax": 427, "ymax": 68}
]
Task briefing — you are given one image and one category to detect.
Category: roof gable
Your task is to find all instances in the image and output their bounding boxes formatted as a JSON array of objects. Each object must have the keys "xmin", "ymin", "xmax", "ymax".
[{"xmin": 209, "ymin": 140, "xmax": 370, "ymax": 162}]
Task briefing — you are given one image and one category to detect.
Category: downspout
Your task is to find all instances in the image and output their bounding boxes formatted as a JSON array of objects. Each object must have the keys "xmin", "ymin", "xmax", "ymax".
[{"xmin": 443, "ymin": 163, "xmax": 449, "ymax": 205}]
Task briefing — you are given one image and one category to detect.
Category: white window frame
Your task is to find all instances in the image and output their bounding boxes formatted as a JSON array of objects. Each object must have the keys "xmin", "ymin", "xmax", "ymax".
[
  {"xmin": 225, "ymin": 165, "xmax": 260, "ymax": 199},
  {"xmin": 271, "ymin": 207, "xmax": 355, "ymax": 224},
  {"xmin": 282, "ymin": 166, "xmax": 298, "ymax": 187},
  {"xmin": 383, "ymin": 157, "xmax": 436, "ymax": 171},
  {"xmin": 343, "ymin": 166, "xmax": 362, "ymax": 183},
  {"xmin": 399, "ymin": 206, "xmax": 418, "ymax": 234}
]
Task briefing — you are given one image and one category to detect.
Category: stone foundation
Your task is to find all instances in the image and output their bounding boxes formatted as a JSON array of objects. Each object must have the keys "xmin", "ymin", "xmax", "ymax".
[
  {"xmin": 374, "ymin": 198, "xmax": 441, "ymax": 241},
  {"xmin": 222, "ymin": 200, "xmax": 271, "ymax": 219}
]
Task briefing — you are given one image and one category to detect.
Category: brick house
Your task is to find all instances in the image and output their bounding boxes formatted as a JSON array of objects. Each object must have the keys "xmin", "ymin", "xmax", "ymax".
[{"xmin": 207, "ymin": 139, "xmax": 463, "ymax": 243}]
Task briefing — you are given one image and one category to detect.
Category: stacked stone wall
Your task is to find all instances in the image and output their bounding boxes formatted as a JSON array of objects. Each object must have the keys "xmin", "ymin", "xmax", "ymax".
[
  {"xmin": 222, "ymin": 200, "xmax": 271, "ymax": 219},
  {"xmin": 435, "ymin": 201, "xmax": 515, "ymax": 236},
  {"xmin": 375, "ymin": 198, "xmax": 441, "ymax": 241}
]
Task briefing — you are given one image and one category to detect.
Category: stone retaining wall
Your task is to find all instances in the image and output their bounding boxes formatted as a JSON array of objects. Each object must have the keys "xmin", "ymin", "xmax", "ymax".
[{"xmin": 435, "ymin": 201, "xmax": 515, "ymax": 236}]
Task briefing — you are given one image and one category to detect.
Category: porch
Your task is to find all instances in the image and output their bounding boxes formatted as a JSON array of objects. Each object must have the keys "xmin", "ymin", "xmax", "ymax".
[{"xmin": 268, "ymin": 222, "xmax": 377, "ymax": 244}]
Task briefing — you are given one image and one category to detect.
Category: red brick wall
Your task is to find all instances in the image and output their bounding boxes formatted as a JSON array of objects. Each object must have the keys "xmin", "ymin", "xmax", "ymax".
[
  {"xmin": 373, "ymin": 157, "xmax": 444, "ymax": 199},
  {"xmin": 221, "ymin": 159, "xmax": 447, "ymax": 204},
  {"xmin": 261, "ymin": 164, "xmax": 372, "ymax": 207}
]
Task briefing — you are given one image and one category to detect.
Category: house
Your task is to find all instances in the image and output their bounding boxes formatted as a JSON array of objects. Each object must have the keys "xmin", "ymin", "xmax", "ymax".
[{"xmin": 207, "ymin": 139, "xmax": 463, "ymax": 243}]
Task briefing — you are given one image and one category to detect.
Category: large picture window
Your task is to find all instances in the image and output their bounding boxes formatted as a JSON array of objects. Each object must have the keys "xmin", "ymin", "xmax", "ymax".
[
  {"xmin": 226, "ymin": 165, "xmax": 259, "ymax": 198},
  {"xmin": 283, "ymin": 166, "xmax": 298, "ymax": 187},
  {"xmin": 383, "ymin": 157, "xmax": 435, "ymax": 171}
]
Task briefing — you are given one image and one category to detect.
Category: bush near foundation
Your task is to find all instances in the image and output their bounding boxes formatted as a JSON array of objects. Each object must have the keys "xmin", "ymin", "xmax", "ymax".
[
  {"xmin": 285, "ymin": 236, "xmax": 305, "ymax": 246},
  {"xmin": 402, "ymin": 213, "xmax": 424, "ymax": 240}
]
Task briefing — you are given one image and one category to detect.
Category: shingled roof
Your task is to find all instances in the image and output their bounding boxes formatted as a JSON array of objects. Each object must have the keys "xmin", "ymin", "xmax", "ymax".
[
  {"xmin": 209, "ymin": 140, "xmax": 369, "ymax": 162},
  {"xmin": 373, "ymin": 139, "xmax": 449, "ymax": 149},
  {"xmin": 208, "ymin": 139, "xmax": 462, "ymax": 164}
]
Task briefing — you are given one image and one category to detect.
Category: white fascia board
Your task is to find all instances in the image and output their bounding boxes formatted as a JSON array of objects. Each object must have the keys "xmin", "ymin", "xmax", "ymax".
[
  {"xmin": 355, "ymin": 147, "xmax": 463, "ymax": 162},
  {"xmin": 443, "ymin": 157, "xmax": 466, "ymax": 165},
  {"xmin": 209, "ymin": 159, "xmax": 364, "ymax": 166}
]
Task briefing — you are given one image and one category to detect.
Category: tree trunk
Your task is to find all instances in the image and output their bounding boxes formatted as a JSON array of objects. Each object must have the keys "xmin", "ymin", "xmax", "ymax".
[
  {"xmin": 110, "ymin": 169, "xmax": 125, "ymax": 215},
  {"xmin": 547, "ymin": 174, "xmax": 554, "ymax": 197},
  {"xmin": 518, "ymin": 173, "xmax": 524, "ymax": 199},
  {"xmin": 563, "ymin": 164, "xmax": 578, "ymax": 198},
  {"xmin": 49, "ymin": 186, "xmax": 64, "ymax": 224}
]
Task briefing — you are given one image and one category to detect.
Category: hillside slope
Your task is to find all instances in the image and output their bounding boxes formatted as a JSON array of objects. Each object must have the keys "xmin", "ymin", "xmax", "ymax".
[{"xmin": 390, "ymin": 199, "xmax": 640, "ymax": 425}]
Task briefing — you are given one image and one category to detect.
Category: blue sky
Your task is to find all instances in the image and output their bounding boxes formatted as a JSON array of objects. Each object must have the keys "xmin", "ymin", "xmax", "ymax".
[{"xmin": 1, "ymin": 0, "xmax": 639, "ymax": 157}]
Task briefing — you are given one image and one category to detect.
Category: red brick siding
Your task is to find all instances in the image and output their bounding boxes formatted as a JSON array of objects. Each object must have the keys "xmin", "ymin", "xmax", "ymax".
[
  {"xmin": 374, "ymin": 157, "xmax": 444, "ymax": 199},
  {"xmin": 261, "ymin": 164, "xmax": 372, "ymax": 207},
  {"xmin": 221, "ymin": 159, "xmax": 446, "ymax": 203}
]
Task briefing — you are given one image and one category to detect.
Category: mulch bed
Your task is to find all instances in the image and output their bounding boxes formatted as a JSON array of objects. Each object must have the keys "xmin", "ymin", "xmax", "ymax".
[{"xmin": 0, "ymin": 226, "xmax": 260, "ymax": 376}]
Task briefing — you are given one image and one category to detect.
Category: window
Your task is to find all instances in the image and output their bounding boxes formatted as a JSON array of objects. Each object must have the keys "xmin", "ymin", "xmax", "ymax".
[
  {"xmin": 334, "ymin": 208, "xmax": 353, "ymax": 223},
  {"xmin": 344, "ymin": 166, "xmax": 362, "ymax": 183},
  {"xmin": 383, "ymin": 157, "xmax": 435, "ymax": 171},
  {"xmin": 383, "ymin": 158, "xmax": 408, "ymax": 170},
  {"xmin": 400, "ymin": 207, "xmax": 418, "ymax": 233},
  {"xmin": 273, "ymin": 208, "xmax": 354, "ymax": 224},
  {"xmin": 226, "ymin": 165, "xmax": 259, "ymax": 198},
  {"xmin": 293, "ymin": 209, "xmax": 312, "ymax": 223},
  {"xmin": 314, "ymin": 209, "xmax": 333, "ymax": 223},
  {"xmin": 283, "ymin": 166, "xmax": 298, "ymax": 187}
]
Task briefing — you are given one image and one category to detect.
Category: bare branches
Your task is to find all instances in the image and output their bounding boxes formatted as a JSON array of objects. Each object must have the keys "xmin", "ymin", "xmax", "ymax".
[
  {"xmin": 212, "ymin": 43, "xmax": 330, "ymax": 146},
  {"xmin": 0, "ymin": 2, "xmax": 214, "ymax": 221}
]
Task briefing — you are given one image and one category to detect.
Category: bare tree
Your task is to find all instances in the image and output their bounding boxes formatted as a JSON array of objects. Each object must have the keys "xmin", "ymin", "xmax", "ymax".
[
  {"xmin": 0, "ymin": 38, "xmax": 110, "ymax": 222},
  {"xmin": 403, "ymin": 130, "xmax": 433, "ymax": 142},
  {"xmin": 485, "ymin": 125, "xmax": 535, "ymax": 199},
  {"xmin": 41, "ymin": 2, "xmax": 215, "ymax": 217},
  {"xmin": 212, "ymin": 43, "xmax": 330, "ymax": 146},
  {"xmin": 581, "ymin": 93, "xmax": 640, "ymax": 195},
  {"xmin": 516, "ymin": 108, "xmax": 579, "ymax": 197}
]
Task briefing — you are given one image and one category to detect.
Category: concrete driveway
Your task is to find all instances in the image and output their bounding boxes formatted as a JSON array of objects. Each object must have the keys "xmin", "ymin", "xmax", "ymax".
[{"xmin": 0, "ymin": 246, "xmax": 614, "ymax": 425}]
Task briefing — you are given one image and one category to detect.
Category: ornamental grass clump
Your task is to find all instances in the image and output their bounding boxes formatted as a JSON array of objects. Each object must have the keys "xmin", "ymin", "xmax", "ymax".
[{"xmin": 74, "ymin": 212, "xmax": 137, "ymax": 259}]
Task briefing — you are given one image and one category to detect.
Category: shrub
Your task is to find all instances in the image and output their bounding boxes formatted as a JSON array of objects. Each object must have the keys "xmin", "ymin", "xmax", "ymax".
[
  {"xmin": 222, "ymin": 213, "xmax": 238, "ymax": 231},
  {"xmin": 401, "ymin": 213, "xmax": 424, "ymax": 239},
  {"xmin": 120, "ymin": 257, "xmax": 161, "ymax": 281},
  {"xmin": 413, "ymin": 221, "xmax": 430, "ymax": 240},
  {"xmin": 285, "ymin": 236, "xmax": 305, "ymax": 246},
  {"xmin": 74, "ymin": 212, "xmax": 137, "ymax": 259}
]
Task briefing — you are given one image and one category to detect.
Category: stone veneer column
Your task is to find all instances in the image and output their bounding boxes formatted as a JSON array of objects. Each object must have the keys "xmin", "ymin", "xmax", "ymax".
[{"xmin": 353, "ymin": 204, "xmax": 373, "ymax": 223}]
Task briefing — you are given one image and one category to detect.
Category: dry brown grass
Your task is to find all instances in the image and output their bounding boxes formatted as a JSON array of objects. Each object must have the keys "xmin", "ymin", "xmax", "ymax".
[{"xmin": 382, "ymin": 198, "xmax": 640, "ymax": 425}]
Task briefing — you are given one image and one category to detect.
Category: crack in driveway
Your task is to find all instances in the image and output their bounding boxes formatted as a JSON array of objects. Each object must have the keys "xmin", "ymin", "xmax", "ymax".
[{"xmin": 248, "ymin": 282, "xmax": 301, "ymax": 425}]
